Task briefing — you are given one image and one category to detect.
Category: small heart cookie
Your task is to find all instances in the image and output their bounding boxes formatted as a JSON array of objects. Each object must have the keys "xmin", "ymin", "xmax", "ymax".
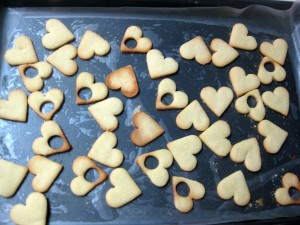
[
  {"xmin": 136, "ymin": 149, "xmax": 173, "ymax": 187},
  {"xmin": 88, "ymin": 97, "xmax": 123, "ymax": 131},
  {"xmin": 47, "ymin": 44, "xmax": 78, "ymax": 76},
  {"xmin": 200, "ymin": 120, "xmax": 231, "ymax": 157},
  {"xmin": 146, "ymin": 49, "xmax": 179, "ymax": 79},
  {"xmin": 275, "ymin": 173, "xmax": 300, "ymax": 205},
  {"xmin": 173, "ymin": 176, "xmax": 205, "ymax": 213},
  {"xmin": 258, "ymin": 120, "xmax": 288, "ymax": 154},
  {"xmin": 131, "ymin": 112, "xmax": 164, "ymax": 147},
  {"xmin": 88, "ymin": 131, "xmax": 124, "ymax": 168},
  {"xmin": 260, "ymin": 38, "xmax": 288, "ymax": 65},
  {"xmin": 0, "ymin": 89, "xmax": 28, "ymax": 122},
  {"xmin": 106, "ymin": 65, "xmax": 139, "ymax": 98},
  {"xmin": 4, "ymin": 36, "xmax": 38, "ymax": 66},
  {"xmin": 120, "ymin": 25, "xmax": 152, "ymax": 53},
  {"xmin": 200, "ymin": 86, "xmax": 233, "ymax": 117},
  {"xmin": 76, "ymin": 72, "xmax": 108, "ymax": 105},
  {"xmin": 262, "ymin": 86, "xmax": 289, "ymax": 116},
  {"xmin": 210, "ymin": 38, "xmax": 239, "ymax": 67},
  {"xmin": 28, "ymin": 155, "xmax": 63, "ymax": 193},
  {"xmin": 28, "ymin": 88, "xmax": 64, "ymax": 121},
  {"xmin": 230, "ymin": 138, "xmax": 261, "ymax": 172},
  {"xmin": 70, "ymin": 156, "xmax": 107, "ymax": 196},
  {"xmin": 229, "ymin": 23, "xmax": 257, "ymax": 50},
  {"xmin": 257, "ymin": 56, "xmax": 286, "ymax": 84},
  {"xmin": 78, "ymin": 30, "xmax": 110, "ymax": 60},
  {"xmin": 10, "ymin": 192, "xmax": 47, "ymax": 225},
  {"xmin": 106, "ymin": 168, "xmax": 142, "ymax": 208},
  {"xmin": 156, "ymin": 78, "xmax": 188, "ymax": 110},
  {"xmin": 42, "ymin": 19, "xmax": 75, "ymax": 50},
  {"xmin": 179, "ymin": 36, "xmax": 211, "ymax": 65}
]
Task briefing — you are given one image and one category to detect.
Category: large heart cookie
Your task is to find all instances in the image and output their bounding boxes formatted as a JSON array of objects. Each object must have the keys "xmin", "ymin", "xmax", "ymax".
[
  {"xmin": 257, "ymin": 56, "xmax": 286, "ymax": 84},
  {"xmin": 229, "ymin": 23, "xmax": 257, "ymax": 50},
  {"xmin": 179, "ymin": 36, "xmax": 211, "ymax": 65},
  {"xmin": 4, "ymin": 36, "xmax": 38, "ymax": 66},
  {"xmin": 10, "ymin": 192, "xmax": 48, "ymax": 225},
  {"xmin": 0, "ymin": 89, "xmax": 28, "ymax": 122},
  {"xmin": 88, "ymin": 131, "xmax": 124, "ymax": 168},
  {"xmin": 262, "ymin": 86, "xmax": 289, "ymax": 116},
  {"xmin": 275, "ymin": 173, "xmax": 300, "ymax": 205},
  {"xmin": 260, "ymin": 38, "xmax": 288, "ymax": 65},
  {"xmin": 146, "ymin": 49, "xmax": 179, "ymax": 79},
  {"xmin": 106, "ymin": 168, "xmax": 142, "ymax": 208},
  {"xmin": 167, "ymin": 135, "xmax": 202, "ymax": 172}
]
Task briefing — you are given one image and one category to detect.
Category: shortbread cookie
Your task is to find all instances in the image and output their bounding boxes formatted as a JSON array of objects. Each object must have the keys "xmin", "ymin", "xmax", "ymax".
[
  {"xmin": 229, "ymin": 66, "xmax": 260, "ymax": 97},
  {"xmin": 260, "ymin": 38, "xmax": 288, "ymax": 65},
  {"xmin": 262, "ymin": 86, "xmax": 289, "ymax": 116},
  {"xmin": 173, "ymin": 176, "xmax": 205, "ymax": 213},
  {"xmin": 131, "ymin": 112, "xmax": 164, "ymax": 146},
  {"xmin": 28, "ymin": 155, "xmax": 63, "ymax": 193},
  {"xmin": 106, "ymin": 168, "xmax": 142, "ymax": 208},
  {"xmin": 200, "ymin": 86, "xmax": 233, "ymax": 117},
  {"xmin": 88, "ymin": 131, "xmax": 124, "ymax": 168},
  {"xmin": 76, "ymin": 72, "xmax": 108, "ymax": 105},
  {"xmin": 120, "ymin": 25, "xmax": 152, "ymax": 53},
  {"xmin": 275, "ymin": 173, "xmax": 300, "ymax": 205},
  {"xmin": 70, "ymin": 156, "xmax": 107, "ymax": 196},
  {"xmin": 106, "ymin": 65, "xmax": 139, "ymax": 98},
  {"xmin": 167, "ymin": 135, "xmax": 202, "ymax": 172},
  {"xmin": 179, "ymin": 36, "xmax": 211, "ymax": 65},
  {"xmin": 0, "ymin": 159, "xmax": 28, "ymax": 198},
  {"xmin": 0, "ymin": 89, "xmax": 28, "ymax": 122},
  {"xmin": 200, "ymin": 120, "xmax": 231, "ymax": 157},
  {"xmin": 146, "ymin": 49, "xmax": 179, "ymax": 79},
  {"xmin": 258, "ymin": 120, "xmax": 288, "ymax": 154},
  {"xmin": 217, "ymin": 170, "xmax": 250, "ymax": 206},
  {"xmin": 229, "ymin": 23, "xmax": 257, "ymax": 50},
  {"xmin": 88, "ymin": 97, "xmax": 123, "ymax": 131},
  {"xmin": 10, "ymin": 192, "xmax": 47, "ymax": 225},
  {"xmin": 136, "ymin": 149, "xmax": 173, "ymax": 187},
  {"xmin": 47, "ymin": 44, "xmax": 78, "ymax": 76},
  {"xmin": 4, "ymin": 36, "xmax": 38, "ymax": 66},
  {"xmin": 42, "ymin": 19, "xmax": 75, "ymax": 50},
  {"xmin": 156, "ymin": 78, "xmax": 188, "ymax": 110},
  {"xmin": 257, "ymin": 56, "xmax": 286, "ymax": 84}
]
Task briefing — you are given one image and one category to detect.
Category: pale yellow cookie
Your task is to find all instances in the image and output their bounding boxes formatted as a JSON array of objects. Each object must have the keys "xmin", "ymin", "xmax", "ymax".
[
  {"xmin": 257, "ymin": 56, "xmax": 286, "ymax": 84},
  {"xmin": 260, "ymin": 38, "xmax": 288, "ymax": 65},
  {"xmin": 262, "ymin": 86, "xmax": 289, "ymax": 116},
  {"xmin": 229, "ymin": 23, "xmax": 257, "ymax": 50},
  {"xmin": 275, "ymin": 173, "xmax": 300, "ymax": 205}
]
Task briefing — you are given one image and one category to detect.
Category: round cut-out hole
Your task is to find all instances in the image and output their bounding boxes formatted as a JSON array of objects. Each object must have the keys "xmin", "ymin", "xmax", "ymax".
[
  {"xmin": 40, "ymin": 101, "xmax": 54, "ymax": 114},
  {"xmin": 247, "ymin": 96, "xmax": 257, "ymax": 108},
  {"xmin": 289, "ymin": 187, "xmax": 300, "ymax": 201},
  {"xmin": 176, "ymin": 182, "xmax": 190, "ymax": 197},
  {"xmin": 145, "ymin": 156, "xmax": 159, "ymax": 170},
  {"xmin": 78, "ymin": 88, "xmax": 92, "ymax": 101},
  {"xmin": 25, "ymin": 67, "xmax": 38, "ymax": 78},
  {"xmin": 264, "ymin": 62, "xmax": 275, "ymax": 72},
  {"xmin": 125, "ymin": 38, "xmax": 137, "ymax": 49},
  {"xmin": 161, "ymin": 94, "xmax": 174, "ymax": 106},
  {"xmin": 84, "ymin": 168, "xmax": 99, "ymax": 183},
  {"xmin": 48, "ymin": 135, "xmax": 63, "ymax": 150}
]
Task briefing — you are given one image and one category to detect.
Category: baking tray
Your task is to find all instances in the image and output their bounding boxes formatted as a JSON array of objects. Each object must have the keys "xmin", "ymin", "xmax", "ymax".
[{"xmin": 0, "ymin": 2, "xmax": 300, "ymax": 225}]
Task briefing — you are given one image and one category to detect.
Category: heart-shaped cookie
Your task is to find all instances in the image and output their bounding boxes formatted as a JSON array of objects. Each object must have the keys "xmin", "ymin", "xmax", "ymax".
[
  {"xmin": 42, "ymin": 19, "xmax": 75, "ymax": 50},
  {"xmin": 262, "ymin": 86, "xmax": 289, "ymax": 116},
  {"xmin": 210, "ymin": 38, "xmax": 239, "ymax": 67},
  {"xmin": 120, "ymin": 25, "xmax": 152, "ymax": 53},
  {"xmin": 88, "ymin": 97, "xmax": 123, "ymax": 131},
  {"xmin": 106, "ymin": 168, "xmax": 142, "ymax": 208},
  {"xmin": 131, "ymin": 112, "xmax": 164, "ymax": 147},
  {"xmin": 28, "ymin": 155, "xmax": 63, "ymax": 193},
  {"xmin": 88, "ymin": 131, "xmax": 124, "ymax": 168},
  {"xmin": 146, "ymin": 49, "xmax": 179, "ymax": 79},
  {"xmin": 179, "ymin": 36, "xmax": 211, "ymax": 65},
  {"xmin": 217, "ymin": 170, "xmax": 250, "ymax": 206},
  {"xmin": 173, "ymin": 176, "xmax": 205, "ymax": 213},
  {"xmin": 260, "ymin": 38, "xmax": 288, "ymax": 65},
  {"xmin": 78, "ymin": 30, "xmax": 110, "ymax": 60},
  {"xmin": 200, "ymin": 120, "xmax": 231, "ymax": 157},
  {"xmin": 258, "ymin": 120, "xmax": 288, "ymax": 154},
  {"xmin": 229, "ymin": 66, "xmax": 260, "ymax": 97},
  {"xmin": 105, "ymin": 65, "xmax": 139, "ymax": 98},
  {"xmin": 32, "ymin": 120, "xmax": 71, "ymax": 156},
  {"xmin": 230, "ymin": 138, "xmax": 261, "ymax": 172},
  {"xmin": 156, "ymin": 78, "xmax": 188, "ymax": 110},
  {"xmin": 0, "ymin": 89, "xmax": 28, "ymax": 122},
  {"xmin": 275, "ymin": 173, "xmax": 300, "ymax": 205},
  {"xmin": 229, "ymin": 23, "xmax": 257, "ymax": 50},
  {"xmin": 167, "ymin": 135, "xmax": 202, "ymax": 172},
  {"xmin": 10, "ymin": 192, "xmax": 47, "ymax": 225},
  {"xmin": 136, "ymin": 149, "xmax": 173, "ymax": 187},
  {"xmin": 47, "ymin": 44, "xmax": 78, "ymax": 76},
  {"xmin": 257, "ymin": 56, "xmax": 286, "ymax": 84},
  {"xmin": 28, "ymin": 88, "xmax": 64, "ymax": 121},
  {"xmin": 76, "ymin": 72, "xmax": 108, "ymax": 105},
  {"xmin": 4, "ymin": 36, "xmax": 38, "ymax": 66},
  {"xmin": 70, "ymin": 156, "xmax": 107, "ymax": 196},
  {"xmin": 200, "ymin": 86, "xmax": 233, "ymax": 117},
  {"xmin": 19, "ymin": 62, "xmax": 53, "ymax": 92}
]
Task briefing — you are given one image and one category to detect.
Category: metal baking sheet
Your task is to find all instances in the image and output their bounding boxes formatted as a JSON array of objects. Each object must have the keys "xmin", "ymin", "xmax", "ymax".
[{"xmin": 1, "ymin": 3, "xmax": 300, "ymax": 225}]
